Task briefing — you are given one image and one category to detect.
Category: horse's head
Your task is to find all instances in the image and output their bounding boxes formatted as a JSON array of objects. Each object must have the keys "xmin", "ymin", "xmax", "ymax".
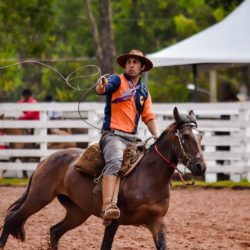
[{"xmin": 173, "ymin": 107, "xmax": 206, "ymax": 177}]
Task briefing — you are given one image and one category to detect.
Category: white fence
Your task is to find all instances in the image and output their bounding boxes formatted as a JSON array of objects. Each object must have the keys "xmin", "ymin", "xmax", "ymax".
[{"xmin": 1, "ymin": 102, "xmax": 250, "ymax": 182}]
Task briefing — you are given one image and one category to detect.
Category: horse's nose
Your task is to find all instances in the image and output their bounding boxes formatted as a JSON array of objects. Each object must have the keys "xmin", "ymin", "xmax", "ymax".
[{"xmin": 195, "ymin": 161, "xmax": 206, "ymax": 175}]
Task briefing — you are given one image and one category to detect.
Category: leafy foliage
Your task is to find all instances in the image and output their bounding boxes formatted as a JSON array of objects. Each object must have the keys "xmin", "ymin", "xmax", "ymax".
[{"xmin": 0, "ymin": 0, "xmax": 244, "ymax": 102}]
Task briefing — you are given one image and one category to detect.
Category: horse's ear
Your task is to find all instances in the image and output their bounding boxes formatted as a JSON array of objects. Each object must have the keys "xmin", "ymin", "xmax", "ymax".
[
  {"xmin": 173, "ymin": 107, "xmax": 180, "ymax": 122},
  {"xmin": 189, "ymin": 110, "xmax": 196, "ymax": 120}
]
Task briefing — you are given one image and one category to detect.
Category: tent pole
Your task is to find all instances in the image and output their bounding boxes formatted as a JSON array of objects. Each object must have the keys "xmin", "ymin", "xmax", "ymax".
[
  {"xmin": 209, "ymin": 70, "xmax": 217, "ymax": 102},
  {"xmin": 192, "ymin": 64, "xmax": 198, "ymax": 102}
]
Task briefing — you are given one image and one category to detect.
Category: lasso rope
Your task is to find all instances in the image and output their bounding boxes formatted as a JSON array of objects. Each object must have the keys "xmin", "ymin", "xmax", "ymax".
[{"xmin": 0, "ymin": 60, "xmax": 104, "ymax": 130}]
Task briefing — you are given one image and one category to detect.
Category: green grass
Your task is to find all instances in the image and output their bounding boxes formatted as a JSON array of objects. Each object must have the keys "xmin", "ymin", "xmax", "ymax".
[
  {"xmin": 0, "ymin": 178, "xmax": 29, "ymax": 186},
  {"xmin": 0, "ymin": 178, "xmax": 250, "ymax": 188},
  {"xmin": 172, "ymin": 180, "xmax": 250, "ymax": 188}
]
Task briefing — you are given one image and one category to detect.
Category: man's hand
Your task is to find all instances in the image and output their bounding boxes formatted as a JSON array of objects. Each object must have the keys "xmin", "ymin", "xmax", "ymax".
[{"xmin": 96, "ymin": 76, "xmax": 108, "ymax": 94}]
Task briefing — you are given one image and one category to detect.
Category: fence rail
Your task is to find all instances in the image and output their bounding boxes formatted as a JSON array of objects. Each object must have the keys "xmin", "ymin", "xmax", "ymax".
[{"xmin": 1, "ymin": 102, "xmax": 250, "ymax": 182}]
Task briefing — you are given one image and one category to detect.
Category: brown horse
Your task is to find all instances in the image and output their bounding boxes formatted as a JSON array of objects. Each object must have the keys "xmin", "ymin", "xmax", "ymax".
[
  {"xmin": 0, "ymin": 107, "xmax": 206, "ymax": 250},
  {"xmin": 0, "ymin": 113, "xmax": 76, "ymax": 149},
  {"xmin": 0, "ymin": 114, "xmax": 77, "ymax": 178},
  {"xmin": 3, "ymin": 127, "xmax": 76, "ymax": 150},
  {"xmin": 0, "ymin": 122, "xmax": 32, "ymax": 178}
]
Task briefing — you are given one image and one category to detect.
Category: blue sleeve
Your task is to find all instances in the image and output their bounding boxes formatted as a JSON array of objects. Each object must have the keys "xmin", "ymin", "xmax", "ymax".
[{"xmin": 104, "ymin": 74, "xmax": 121, "ymax": 94}]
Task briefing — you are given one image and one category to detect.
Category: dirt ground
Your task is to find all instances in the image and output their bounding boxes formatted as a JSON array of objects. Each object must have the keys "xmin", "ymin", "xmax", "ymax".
[{"xmin": 0, "ymin": 186, "xmax": 250, "ymax": 250}]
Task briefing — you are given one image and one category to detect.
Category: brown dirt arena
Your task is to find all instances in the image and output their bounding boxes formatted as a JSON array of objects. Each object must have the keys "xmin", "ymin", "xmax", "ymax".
[{"xmin": 0, "ymin": 186, "xmax": 250, "ymax": 250}]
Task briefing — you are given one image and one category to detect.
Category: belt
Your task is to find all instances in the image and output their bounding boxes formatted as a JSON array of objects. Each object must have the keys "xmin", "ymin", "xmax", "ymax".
[
  {"xmin": 102, "ymin": 129, "xmax": 141, "ymax": 142},
  {"xmin": 102, "ymin": 129, "xmax": 134, "ymax": 134}
]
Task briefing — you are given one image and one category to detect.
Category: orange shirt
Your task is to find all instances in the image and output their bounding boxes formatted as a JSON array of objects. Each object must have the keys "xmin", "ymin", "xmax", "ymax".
[{"xmin": 101, "ymin": 73, "xmax": 155, "ymax": 134}]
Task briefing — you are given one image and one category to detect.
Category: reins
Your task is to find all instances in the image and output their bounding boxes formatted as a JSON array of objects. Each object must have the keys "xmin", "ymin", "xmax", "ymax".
[
  {"xmin": 154, "ymin": 144, "xmax": 191, "ymax": 184},
  {"xmin": 154, "ymin": 123, "xmax": 196, "ymax": 185}
]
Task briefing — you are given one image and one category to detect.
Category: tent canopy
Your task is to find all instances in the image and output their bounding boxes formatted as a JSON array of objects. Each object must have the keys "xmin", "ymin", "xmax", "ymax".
[{"xmin": 148, "ymin": 0, "xmax": 250, "ymax": 67}]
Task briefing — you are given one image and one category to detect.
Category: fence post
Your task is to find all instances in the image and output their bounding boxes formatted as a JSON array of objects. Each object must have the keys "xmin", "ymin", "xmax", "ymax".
[
  {"xmin": 39, "ymin": 111, "xmax": 48, "ymax": 158},
  {"xmin": 204, "ymin": 131, "xmax": 217, "ymax": 182},
  {"xmin": 229, "ymin": 106, "xmax": 244, "ymax": 181},
  {"xmin": 241, "ymin": 103, "xmax": 250, "ymax": 181},
  {"xmin": 88, "ymin": 108, "xmax": 100, "ymax": 144},
  {"xmin": 234, "ymin": 104, "xmax": 247, "ymax": 182}
]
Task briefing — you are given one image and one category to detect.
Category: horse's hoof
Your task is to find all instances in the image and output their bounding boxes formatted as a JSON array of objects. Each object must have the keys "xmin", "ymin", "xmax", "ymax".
[{"xmin": 0, "ymin": 241, "xmax": 5, "ymax": 249}]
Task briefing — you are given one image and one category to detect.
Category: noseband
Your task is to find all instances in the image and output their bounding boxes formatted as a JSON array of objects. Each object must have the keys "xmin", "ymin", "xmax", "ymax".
[{"xmin": 154, "ymin": 122, "xmax": 197, "ymax": 185}]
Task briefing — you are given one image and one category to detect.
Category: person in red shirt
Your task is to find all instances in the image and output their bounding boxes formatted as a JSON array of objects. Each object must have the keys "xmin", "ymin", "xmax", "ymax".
[
  {"xmin": 18, "ymin": 89, "xmax": 40, "ymax": 120},
  {"xmin": 96, "ymin": 49, "xmax": 159, "ymax": 225},
  {"xmin": 0, "ymin": 130, "xmax": 8, "ymax": 150}
]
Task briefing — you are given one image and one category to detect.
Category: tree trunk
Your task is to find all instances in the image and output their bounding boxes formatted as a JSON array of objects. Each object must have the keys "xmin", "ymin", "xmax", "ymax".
[
  {"xmin": 84, "ymin": 0, "xmax": 103, "ymax": 64},
  {"xmin": 84, "ymin": 0, "xmax": 116, "ymax": 75},
  {"xmin": 99, "ymin": 0, "xmax": 116, "ymax": 74}
]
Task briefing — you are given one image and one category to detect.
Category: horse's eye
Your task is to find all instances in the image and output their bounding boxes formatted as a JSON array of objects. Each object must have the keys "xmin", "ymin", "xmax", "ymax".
[{"xmin": 182, "ymin": 134, "xmax": 189, "ymax": 140}]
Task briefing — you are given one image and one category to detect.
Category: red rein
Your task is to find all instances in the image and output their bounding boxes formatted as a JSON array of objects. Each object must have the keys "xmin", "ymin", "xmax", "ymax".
[
  {"xmin": 154, "ymin": 144, "xmax": 177, "ymax": 169},
  {"xmin": 154, "ymin": 144, "xmax": 192, "ymax": 185}
]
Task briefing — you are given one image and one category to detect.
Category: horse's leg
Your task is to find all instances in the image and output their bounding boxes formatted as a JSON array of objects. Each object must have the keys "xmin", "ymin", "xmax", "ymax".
[
  {"xmin": 49, "ymin": 195, "xmax": 90, "ymax": 250},
  {"xmin": 0, "ymin": 224, "xmax": 11, "ymax": 249},
  {"xmin": 0, "ymin": 191, "xmax": 56, "ymax": 245},
  {"xmin": 0, "ymin": 196, "xmax": 56, "ymax": 249},
  {"xmin": 147, "ymin": 218, "xmax": 167, "ymax": 250},
  {"xmin": 22, "ymin": 168, "xmax": 28, "ymax": 178},
  {"xmin": 154, "ymin": 227, "xmax": 166, "ymax": 250},
  {"xmin": 0, "ymin": 175, "xmax": 57, "ymax": 248},
  {"xmin": 100, "ymin": 220, "xmax": 119, "ymax": 250}
]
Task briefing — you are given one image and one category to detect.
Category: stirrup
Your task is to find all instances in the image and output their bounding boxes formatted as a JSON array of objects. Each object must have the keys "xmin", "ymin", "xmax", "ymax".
[{"xmin": 101, "ymin": 203, "xmax": 120, "ymax": 222}]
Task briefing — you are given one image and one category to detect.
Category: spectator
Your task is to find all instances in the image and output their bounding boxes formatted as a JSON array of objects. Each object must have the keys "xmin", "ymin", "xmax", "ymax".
[
  {"xmin": 0, "ymin": 130, "xmax": 8, "ymax": 150},
  {"xmin": 237, "ymin": 93, "xmax": 249, "ymax": 102},
  {"xmin": 18, "ymin": 89, "xmax": 40, "ymax": 120},
  {"xmin": 44, "ymin": 95, "xmax": 63, "ymax": 120}
]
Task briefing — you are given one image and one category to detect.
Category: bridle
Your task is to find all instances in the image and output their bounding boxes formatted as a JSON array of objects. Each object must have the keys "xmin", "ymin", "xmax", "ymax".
[
  {"xmin": 154, "ymin": 122, "xmax": 198, "ymax": 185},
  {"xmin": 175, "ymin": 122, "xmax": 198, "ymax": 167}
]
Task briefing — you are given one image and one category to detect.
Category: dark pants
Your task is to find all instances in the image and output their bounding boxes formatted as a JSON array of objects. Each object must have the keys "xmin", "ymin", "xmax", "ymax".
[{"xmin": 99, "ymin": 131, "xmax": 141, "ymax": 176}]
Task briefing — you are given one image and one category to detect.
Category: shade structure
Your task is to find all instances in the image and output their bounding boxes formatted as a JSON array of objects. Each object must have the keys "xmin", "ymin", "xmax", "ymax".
[{"xmin": 148, "ymin": 0, "xmax": 250, "ymax": 68}]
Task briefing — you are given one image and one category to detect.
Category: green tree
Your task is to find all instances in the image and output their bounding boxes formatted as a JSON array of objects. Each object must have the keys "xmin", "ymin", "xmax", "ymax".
[
  {"xmin": 0, "ymin": 0, "xmax": 55, "ymax": 100},
  {"xmin": 0, "ymin": 0, "xmax": 245, "ymax": 102}
]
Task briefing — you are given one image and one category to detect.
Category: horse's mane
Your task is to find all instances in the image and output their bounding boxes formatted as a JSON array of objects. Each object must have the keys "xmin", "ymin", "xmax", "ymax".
[
  {"xmin": 149, "ymin": 122, "xmax": 177, "ymax": 151},
  {"xmin": 149, "ymin": 111, "xmax": 197, "ymax": 151}
]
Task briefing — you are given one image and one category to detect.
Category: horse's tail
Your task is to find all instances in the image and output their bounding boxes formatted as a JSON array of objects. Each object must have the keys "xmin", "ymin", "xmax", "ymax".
[
  {"xmin": 0, "ymin": 157, "xmax": 46, "ymax": 248},
  {"xmin": 7, "ymin": 173, "xmax": 34, "ymax": 213},
  {"xmin": 0, "ymin": 173, "xmax": 34, "ymax": 244},
  {"xmin": 6, "ymin": 159, "xmax": 45, "ymax": 216}
]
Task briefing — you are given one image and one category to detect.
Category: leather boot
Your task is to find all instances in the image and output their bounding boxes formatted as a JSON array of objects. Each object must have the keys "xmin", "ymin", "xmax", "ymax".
[{"xmin": 101, "ymin": 175, "xmax": 120, "ymax": 225}]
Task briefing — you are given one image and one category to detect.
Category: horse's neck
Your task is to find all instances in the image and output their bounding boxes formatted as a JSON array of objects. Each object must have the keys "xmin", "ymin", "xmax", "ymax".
[
  {"xmin": 4, "ymin": 128, "xmax": 26, "ymax": 135},
  {"xmin": 128, "ymin": 137, "xmax": 176, "ymax": 193},
  {"xmin": 155, "ymin": 135, "xmax": 178, "ymax": 167}
]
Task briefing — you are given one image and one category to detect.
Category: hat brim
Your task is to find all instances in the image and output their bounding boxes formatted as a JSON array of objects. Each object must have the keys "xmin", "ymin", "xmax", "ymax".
[{"xmin": 117, "ymin": 54, "xmax": 153, "ymax": 72}]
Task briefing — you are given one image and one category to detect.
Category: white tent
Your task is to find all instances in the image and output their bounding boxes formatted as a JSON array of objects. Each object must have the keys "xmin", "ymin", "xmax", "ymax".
[{"xmin": 147, "ymin": 0, "xmax": 250, "ymax": 101}]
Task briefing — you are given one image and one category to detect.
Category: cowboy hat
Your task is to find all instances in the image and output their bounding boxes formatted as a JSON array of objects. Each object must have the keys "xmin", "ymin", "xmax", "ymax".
[{"xmin": 116, "ymin": 49, "xmax": 153, "ymax": 72}]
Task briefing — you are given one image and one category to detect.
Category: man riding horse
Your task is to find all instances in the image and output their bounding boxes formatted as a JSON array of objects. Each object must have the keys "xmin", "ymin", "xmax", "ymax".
[{"xmin": 95, "ymin": 49, "xmax": 159, "ymax": 225}]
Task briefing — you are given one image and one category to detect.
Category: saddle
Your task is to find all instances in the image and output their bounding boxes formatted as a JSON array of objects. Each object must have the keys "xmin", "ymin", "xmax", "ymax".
[
  {"xmin": 74, "ymin": 142, "xmax": 144, "ymax": 178},
  {"xmin": 74, "ymin": 138, "xmax": 154, "ymax": 220}
]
